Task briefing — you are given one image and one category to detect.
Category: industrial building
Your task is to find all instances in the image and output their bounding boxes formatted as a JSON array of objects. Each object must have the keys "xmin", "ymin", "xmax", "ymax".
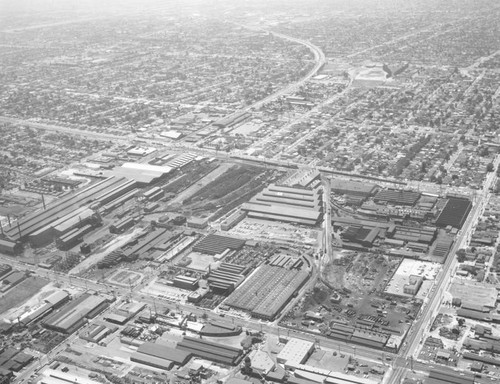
[
  {"xmin": 436, "ymin": 197, "xmax": 472, "ymax": 229},
  {"xmin": 0, "ymin": 238, "xmax": 22, "ymax": 255},
  {"xmin": 133, "ymin": 342, "xmax": 192, "ymax": 369},
  {"xmin": 80, "ymin": 323, "xmax": 118, "ymax": 344},
  {"xmin": 104, "ymin": 301, "xmax": 145, "ymax": 325},
  {"xmin": 374, "ymin": 189, "xmax": 421, "ymax": 206},
  {"xmin": 207, "ymin": 263, "xmax": 246, "ymax": 293},
  {"xmin": 330, "ymin": 178, "xmax": 377, "ymax": 197},
  {"xmin": 173, "ymin": 275, "xmax": 199, "ymax": 290},
  {"xmin": 29, "ymin": 206, "xmax": 99, "ymax": 248},
  {"xmin": 106, "ymin": 162, "xmax": 172, "ymax": 185},
  {"xmin": 4, "ymin": 176, "xmax": 134, "ymax": 243},
  {"xmin": 225, "ymin": 265, "xmax": 309, "ymax": 320},
  {"xmin": 109, "ymin": 217, "xmax": 135, "ymax": 234},
  {"xmin": 43, "ymin": 293, "xmax": 109, "ymax": 334},
  {"xmin": 277, "ymin": 338, "xmax": 314, "ymax": 366},
  {"xmin": 0, "ymin": 348, "xmax": 33, "ymax": 373},
  {"xmin": 16, "ymin": 290, "xmax": 70, "ymax": 325},
  {"xmin": 193, "ymin": 234, "xmax": 245, "ymax": 255},
  {"xmin": 177, "ymin": 336, "xmax": 243, "ymax": 365},
  {"xmin": 241, "ymin": 184, "xmax": 323, "ymax": 226},
  {"xmin": 221, "ymin": 209, "xmax": 247, "ymax": 231},
  {"xmin": 425, "ymin": 368, "xmax": 474, "ymax": 384},
  {"xmin": 213, "ymin": 111, "xmax": 251, "ymax": 128},
  {"xmin": 326, "ymin": 323, "xmax": 391, "ymax": 350}
]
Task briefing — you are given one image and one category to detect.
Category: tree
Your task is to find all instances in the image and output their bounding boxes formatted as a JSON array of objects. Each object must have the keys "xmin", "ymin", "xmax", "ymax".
[{"xmin": 487, "ymin": 162, "xmax": 494, "ymax": 172}]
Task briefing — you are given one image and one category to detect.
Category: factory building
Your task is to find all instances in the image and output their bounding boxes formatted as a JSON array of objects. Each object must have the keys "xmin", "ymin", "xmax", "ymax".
[
  {"xmin": 135, "ymin": 342, "xmax": 192, "ymax": 368},
  {"xmin": 4, "ymin": 176, "xmax": 133, "ymax": 243},
  {"xmin": 173, "ymin": 275, "xmax": 199, "ymax": 291},
  {"xmin": 221, "ymin": 209, "xmax": 247, "ymax": 231},
  {"xmin": 330, "ymin": 178, "xmax": 377, "ymax": 197},
  {"xmin": 277, "ymin": 338, "xmax": 314, "ymax": 367},
  {"xmin": 177, "ymin": 336, "xmax": 243, "ymax": 365},
  {"xmin": 43, "ymin": 293, "xmax": 109, "ymax": 334},
  {"xmin": 207, "ymin": 263, "xmax": 246, "ymax": 293},
  {"xmin": 241, "ymin": 184, "xmax": 322, "ymax": 226},
  {"xmin": 225, "ymin": 265, "xmax": 309, "ymax": 321},
  {"xmin": 0, "ymin": 239, "xmax": 21, "ymax": 255}
]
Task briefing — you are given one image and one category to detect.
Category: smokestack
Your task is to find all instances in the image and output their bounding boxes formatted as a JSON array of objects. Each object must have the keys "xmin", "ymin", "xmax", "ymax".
[
  {"xmin": 7, "ymin": 214, "xmax": 11, "ymax": 227},
  {"xmin": 41, "ymin": 194, "xmax": 46, "ymax": 210},
  {"xmin": 17, "ymin": 221, "xmax": 22, "ymax": 238}
]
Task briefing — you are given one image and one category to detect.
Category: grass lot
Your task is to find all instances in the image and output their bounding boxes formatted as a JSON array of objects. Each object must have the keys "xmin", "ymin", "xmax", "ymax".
[{"xmin": 0, "ymin": 276, "xmax": 49, "ymax": 315}]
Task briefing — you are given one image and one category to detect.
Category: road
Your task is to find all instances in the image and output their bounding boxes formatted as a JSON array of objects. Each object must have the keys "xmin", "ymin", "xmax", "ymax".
[{"xmin": 387, "ymin": 155, "xmax": 500, "ymax": 384}]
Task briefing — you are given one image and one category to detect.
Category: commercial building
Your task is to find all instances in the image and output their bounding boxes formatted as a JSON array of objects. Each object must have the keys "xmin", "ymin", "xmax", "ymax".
[{"xmin": 403, "ymin": 275, "xmax": 423, "ymax": 295}]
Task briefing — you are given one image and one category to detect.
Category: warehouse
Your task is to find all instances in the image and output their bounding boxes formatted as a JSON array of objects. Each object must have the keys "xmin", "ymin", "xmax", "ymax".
[
  {"xmin": 221, "ymin": 209, "xmax": 247, "ymax": 231},
  {"xmin": 56, "ymin": 224, "xmax": 93, "ymax": 250},
  {"xmin": 436, "ymin": 197, "xmax": 472, "ymax": 229},
  {"xmin": 109, "ymin": 217, "xmax": 135, "ymax": 234},
  {"xmin": 0, "ymin": 264, "xmax": 12, "ymax": 279},
  {"xmin": 225, "ymin": 265, "xmax": 309, "ymax": 320},
  {"xmin": 100, "ymin": 189, "xmax": 139, "ymax": 214},
  {"xmin": 330, "ymin": 178, "xmax": 377, "ymax": 197},
  {"xmin": 426, "ymin": 368, "xmax": 474, "ymax": 384},
  {"xmin": 241, "ymin": 184, "xmax": 322, "ymax": 226},
  {"xmin": 341, "ymin": 226, "xmax": 379, "ymax": 247},
  {"xmin": 122, "ymin": 228, "xmax": 170, "ymax": 259},
  {"xmin": 242, "ymin": 203, "xmax": 321, "ymax": 226},
  {"xmin": 193, "ymin": 234, "xmax": 245, "ymax": 255},
  {"xmin": 164, "ymin": 153, "xmax": 197, "ymax": 169},
  {"xmin": 0, "ymin": 238, "xmax": 22, "ymax": 255},
  {"xmin": 213, "ymin": 111, "xmax": 251, "ymax": 128},
  {"xmin": 107, "ymin": 163, "xmax": 172, "ymax": 185},
  {"xmin": 208, "ymin": 263, "xmax": 246, "ymax": 293},
  {"xmin": 374, "ymin": 189, "xmax": 420, "ymax": 206},
  {"xmin": 277, "ymin": 338, "xmax": 314, "ymax": 366},
  {"xmin": 173, "ymin": 275, "xmax": 199, "ymax": 290},
  {"xmin": 29, "ymin": 207, "xmax": 99, "ymax": 248},
  {"xmin": 43, "ymin": 293, "xmax": 109, "ymax": 334},
  {"xmin": 177, "ymin": 336, "xmax": 243, "ymax": 365},
  {"xmin": 132, "ymin": 342, "xmax": 191, "ymax": 369}
]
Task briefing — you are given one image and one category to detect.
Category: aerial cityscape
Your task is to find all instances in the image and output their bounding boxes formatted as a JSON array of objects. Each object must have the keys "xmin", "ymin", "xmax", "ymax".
[{"xmin": 0, "ymin": 0, "xmax": 499, "ymax": 384}]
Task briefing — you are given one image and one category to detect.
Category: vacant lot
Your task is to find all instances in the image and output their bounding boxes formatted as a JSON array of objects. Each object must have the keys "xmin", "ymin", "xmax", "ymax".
[{"xmin": 0, "ymin": 276, "xmax": 49, "ymax": 315}]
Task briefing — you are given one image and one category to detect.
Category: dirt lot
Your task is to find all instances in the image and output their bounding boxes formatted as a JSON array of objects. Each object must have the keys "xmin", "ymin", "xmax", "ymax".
[{"xmin": 0, "ymin": 276, "xmax": 49, "ymax": 315}]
